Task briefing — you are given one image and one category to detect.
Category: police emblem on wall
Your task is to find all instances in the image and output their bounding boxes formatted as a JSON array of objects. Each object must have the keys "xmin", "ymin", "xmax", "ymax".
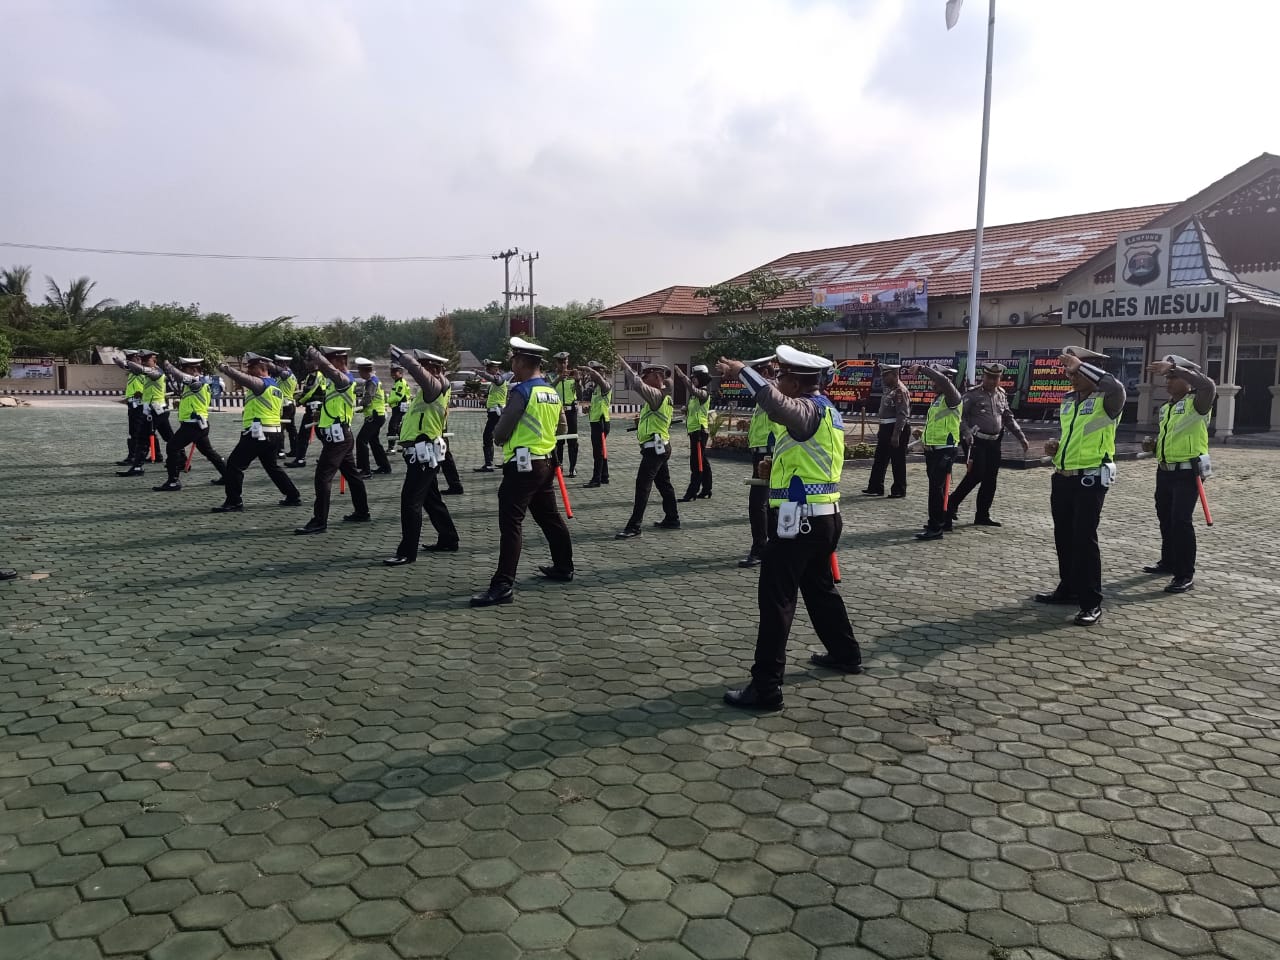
[{"xmin": 1115, "ymin": 228, "xmax": 1171, "ymax": 291}]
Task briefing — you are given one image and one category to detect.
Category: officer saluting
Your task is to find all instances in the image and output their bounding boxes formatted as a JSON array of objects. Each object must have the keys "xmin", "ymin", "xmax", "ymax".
[
  {"xmin": 471, "ymin": 337, "xmax": 574, "ymax": 606},
  {"xmin": 474, "ymin": 359, "xmax": 511, "ymax": 472},
  {"xmin": 946, "ymin": 362, "xmax": 1028, "ymax": 527},
  {"xmin": 296, "ymin": 346, "xmax": 371, "ymax": 534},
  {"xmin": 1035, "ymin": 346, "xmax": 1126, "ymax": 625},
  {"xmin": 116, "ymin": 349, "xmax": 143, "ymax": 465},
  {"xmin": 675, "ymin": 364, "xmax": 713, "ymax": 502},
  {"xmin": 211, "ymin": 353, "xmax": 303, "ymax": 513},
  {"xmin": 153, "ymin": 357, "xmax": 227, "ymax": 491},
  {"xmin": 385, "ymin": 360, "xmax": 412, "ymax": 455},
  {"xmin": 286, "ymin": 367, "xmax": 326, "ymax": 468},
  {"xmin": 614, "ymin": 357, "xmax": 680, "ymax": 539},
  {"xmin": 383, "ymin": 346, "xmax": 460, "ymax": 565},
  {"xmin": 115, "ymin": 349, "xmax": 173, "ymax": 477},
  {"xmin": 354, "ymin": 357, "xmax": 393, "ymax": 478},
  {"xmin": 551, "ymin": 352, "xmax": 581, "ymax": 478},
  {"xmin": 579, "ymin": 361, "xmax": 612, "ymax": 487},
  {"xmin": 716, "ymin": 346, "xmax": 863, "ymax": 711},
  {"xmin": 1142, "ymin": 354, "xmax": 1216, "ymax": 594},
  {"xmin": 863, "ymin": 363, "xmax": 910, "ymax": 498},
  {"xmin": 910, "ymin": 363, "xmax": 963, "ymax": 540}
]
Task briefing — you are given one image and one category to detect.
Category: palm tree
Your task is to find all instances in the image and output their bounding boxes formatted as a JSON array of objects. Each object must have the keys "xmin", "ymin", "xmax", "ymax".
[
  {"xmin": 0, "ymin": 265, "xmax": 32, "ymax": 301},
  {"xmin": 45, "ymin": 276, "xmax": 115, "ymax": 328}
]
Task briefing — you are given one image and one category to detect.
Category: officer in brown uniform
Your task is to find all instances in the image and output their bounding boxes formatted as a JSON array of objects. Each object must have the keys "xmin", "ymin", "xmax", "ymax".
[
  {"xmin": 863, "ymin": 364, "xmax": 910, "ymax": 497},
  {"xmin": 946, "ymin": 362, "xmax": 1029, "ymax": 527}
]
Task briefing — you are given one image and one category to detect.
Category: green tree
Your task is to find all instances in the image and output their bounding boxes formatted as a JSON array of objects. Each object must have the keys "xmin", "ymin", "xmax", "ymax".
[
  {"xmin": 145, "ymin": 323, "xmax": 222, "ymax": 370},
  {"xmin": 693, "ymin": 271, "xmax": 827, "ymax": 364},
  {"xmin": 450, "ymin": 302, "xmax": 506, "ymax": 363},
  {"xmin": 0, "ymin": 330, "xmax": 11, "ymax": 377},
  {"xmin": 1, "ymin": 265, "xmax": 32, "ymax": 300},
  {"xmin": 45, "ymin": 276, "xmax": 115, "ymax": 328},
  {"xmin": 431, "ymin": 314, "xmax": 462, "ymax": 371},
  {"xmin": 543, "ymin": 309, "xmax": 614, "ymax": 367}
]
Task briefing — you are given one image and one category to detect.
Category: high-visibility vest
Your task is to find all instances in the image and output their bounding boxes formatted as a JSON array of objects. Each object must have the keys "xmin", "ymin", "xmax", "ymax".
[
  {"xmin": 242, "ymin": 378, "xmax": 284, "ymax": 428},
  {"xmin": 769, "ymin": 397, "xmax": 845, "ymax": 507},
  {"xmin": 487, "ymin": 378, "xmax": 510, "ymax": 410},
  {"xmin": 637, "ymin": 396, "xmax": 673, "ymax": 445},
  {"xmin": 1156, "ymin": 396, "xmax": 1210, "ymax": 463},
  {"xmin": 177, "ymin": 382, "xmax": 211, "ymax": 422},
  {"xmin": 400, "ymin": 385, "xmax": 448, "ymax": 442},
  {"xmin": 318, "ymin": 378, "xmax": 356, "ymax": 427},
  {"xmin": 277, "ymin": 373, "xmax": 299, "ymax": 405},
  {"xmin": 365, "ymin": 375, "xmax": 387, "ymax": 416},
  {"xmin": 390, "ymin": 378, "xmax": 412, "ymax": 406},
  {"xmin": 748, "ymin": 406, "xmax": 777, "ymax": 450},
  {"xmin": 554, "ymin": 375, "xmax": 577, "ymax": 406},
  {"xmin": 125, "ymin": 372, "xmax": 144, "ymax": 399},
  {"xmin": 1054, "ymin": 392, "xmax": 1119, "ymax": 470},
  {"xmin": 589, "ymin": 386, "xmax": 611, "ymax": 423},
  {"xmin": 503, "ymin": 379, "xmax": 561, "ymax": 459},
  {"xmin": 141, "ymin": 372, "xmax": 166, "ymax": 405},
  {"xmin": 686, "ymin": 393, "xmax": 709, "ymax": 433},
  {"xmin": 923, "ymin": 395, "xmax": 962, "ymax": 446}
]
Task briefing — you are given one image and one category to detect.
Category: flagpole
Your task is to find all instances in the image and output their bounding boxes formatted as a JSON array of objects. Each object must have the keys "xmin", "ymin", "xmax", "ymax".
[{"xmin": 964, "ymin": 0, "xmax": 996, "ymax": 387}]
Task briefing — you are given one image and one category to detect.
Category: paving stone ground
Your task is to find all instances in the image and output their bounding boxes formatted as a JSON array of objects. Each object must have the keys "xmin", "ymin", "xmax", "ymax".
[{"xmin": 2, "ymin": 400, "xmax": 1280, "ymax": 960}]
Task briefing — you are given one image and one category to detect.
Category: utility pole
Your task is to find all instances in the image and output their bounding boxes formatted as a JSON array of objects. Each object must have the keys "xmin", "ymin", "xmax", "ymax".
[
  {"xmin": 523, "ymin": 251, "xmax": 540, "ymax": 338},
  {"xmin": 492, "ymin": 248, "xmax": 519, "ymax": 329}
]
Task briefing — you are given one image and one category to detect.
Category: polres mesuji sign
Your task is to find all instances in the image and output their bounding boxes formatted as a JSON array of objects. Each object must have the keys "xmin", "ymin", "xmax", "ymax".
[{"xmin": 1063, "ymin": 285, "xmax": 1226, "ymax": 323}]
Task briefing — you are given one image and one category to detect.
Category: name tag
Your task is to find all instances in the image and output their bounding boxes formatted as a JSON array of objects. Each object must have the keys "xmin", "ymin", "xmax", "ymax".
[
  {"xmin": 1173, "ymin": 400, "xmax": 1186, "ymax": 413},
  {"xmin": 1081, "ymin": 398, "xmax": 1097, "ymax": 414},
  {"xmin": 533, "ymin": 388, "xmax": 559, "ymax": 404}
]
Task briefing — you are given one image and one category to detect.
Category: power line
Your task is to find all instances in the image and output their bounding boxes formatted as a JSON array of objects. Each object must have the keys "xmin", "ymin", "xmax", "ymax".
[{"xmin": 0, "ymin": 241, "xmax": 492, "ymax": 264}]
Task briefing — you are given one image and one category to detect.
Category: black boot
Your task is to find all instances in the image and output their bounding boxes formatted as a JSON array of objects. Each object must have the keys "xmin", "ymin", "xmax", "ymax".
[{"xmin": 724, "ymin": 683, "xmax": 783, "ymax": 710}]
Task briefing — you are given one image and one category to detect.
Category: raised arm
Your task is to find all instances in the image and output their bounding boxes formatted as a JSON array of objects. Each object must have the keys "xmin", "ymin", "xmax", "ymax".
[
  {"xmin": 617, "ymin": 356, "xmax": 668, "ymax": 411},
  {"xmin": 1150, "ymin": 358, "xmax": 1217, "ymax": 415},
  {"xmin": 912, "ymin": 364, "xmax": 962, "ymax": 407},
  {"xmin": 218, "ymin": 363, "xmax": 268, "ymax": 395},
  {"xmin": 675, "ymin": 367, "xmax": 709, "ymax": 402},
  {"xmin": 162, "ymin": 360, "xmax": 201, "ymax": 386},
  {"xmin": 718, "ymin": 359, "xmax": 822, "ymax": 441},
  {"xmin": 580, "ymin": 366, "xmax": 610, "ymax": 390},
  {"xmin": 1064, "ymin": 354, "xmax": 1127, "ymax": 419},
  {"xmin": 306, "ymin": 347, "xmax": 352, "ymax": 390},
  {"xmin": 389, "ymin": 346, "xmax": 446, "ymax": 402}
]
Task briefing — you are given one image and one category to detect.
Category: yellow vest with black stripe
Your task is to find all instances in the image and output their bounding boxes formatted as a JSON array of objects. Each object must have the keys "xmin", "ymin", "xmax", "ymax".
[
  {"xmin": 748, "ymin": 405, "xmax": 778, "ymax": 450},
  {"xmin": 298, "ymin": 373, "xmax": 326, "ymax": 404},
  {"xmin": 503, "ymin": 379, "xmax": 561, "ymax": 459},
  {"xmin": 923, "ymin": 395, "xmax": 962, "ymax": 446},
  {"xmin": 390, "ymin": 377, "xmax": 412, "ymax": 407},
  {"xmin": 589, "ymin": 385, "xmax": 611, "ymax": 423},
  {"xmin": 400, "ymin": 385, "xmax": 448, "ymax": 442},
  {"xmin": 1156, "ymin": 396, "xmax": 1210, "ymax": 464},
  {"xmin": 637, "ymin": 396, "xmax": 673, "ymax": 445},
  {"xmin": 687, "ymin": 393, "xmax": 709, "ymax": 433},
  {"xmin": 242, "ymin": 379, "xmax": 284, "ymax": 428},
  {"xmin": 318, "ymin": 377, "xmax": 356, "ymax": 428},
  {"xmin": 487, "ymin": 378, "xmax": 509, "ymax": 409},
  {"xmin": 1054, "ymin": 392, "xmax": 1120, "ymax": 470},
  {"xmin": 177, "ymin": 382, "xmax": 211, "ymax": 422},
  {"xmin": 554, "ymin": 375, "xmax": 577, "ymax": 406},
  {"xmin": 769, "ymin": 397, "xmax": 845, "ymax": 506}
]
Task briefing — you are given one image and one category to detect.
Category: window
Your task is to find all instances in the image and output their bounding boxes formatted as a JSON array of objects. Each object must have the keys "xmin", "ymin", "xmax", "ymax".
[{"xmin": 1102, "ymin": 346, "xmax": 1144, "ymax": 393}]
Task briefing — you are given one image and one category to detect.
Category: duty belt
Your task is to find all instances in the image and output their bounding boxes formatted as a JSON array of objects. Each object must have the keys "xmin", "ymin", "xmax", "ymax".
[
  {"xmin": 923, "ymin": 443, "xmax": 957, "ymax": 451},
  {"xmin": 1055, "ymin": 467, "xmax": 1102, "ymax": 477},
  {"xmin": 974, "ymin": 431, "xmax": 1003, "ymax": 441},
  {"xmin": 641, "ymin": 440, "xmax": 668, "ymax": 450},
  {"xmin": 507, "ymin": 453, "xmax": 551, "ymax": 461},
  {"xmin": 803, "ymin": 503, "xmax": 840, "ymax": 516},
  {"xmin": 769, "ymin": 482, "xmax": 839, "ymax": 498},
  {"xmin": 244, "ymin": 425, "xmax": 281, "ymax": 434},
  {"xmin": 1158, "ymin": 459, "xmax": 1200, "ymax": 471}
]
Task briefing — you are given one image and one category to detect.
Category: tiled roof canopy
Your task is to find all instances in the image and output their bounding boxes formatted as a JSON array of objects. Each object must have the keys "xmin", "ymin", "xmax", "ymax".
[{"xmin": 594, "ymin": 285, "xmax": 711, "ymax": 319}]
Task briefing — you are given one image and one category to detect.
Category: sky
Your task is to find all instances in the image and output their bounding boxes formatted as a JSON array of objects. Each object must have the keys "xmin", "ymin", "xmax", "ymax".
[{"xmin": 3, "ymin": 0, "xmax": 1277, "ymax": 325}]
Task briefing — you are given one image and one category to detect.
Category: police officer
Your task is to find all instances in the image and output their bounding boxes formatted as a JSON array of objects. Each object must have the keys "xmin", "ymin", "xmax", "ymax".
[
  {"xmin": 474, "ymin": 359, "xmax": 511, "ymax": 472},
  {"xmin": 286, "ymin": 367, "xmax": 327, "ymax": 468},
  {"xmin": 383, "ymin": 347, "xmax": 460, "ymax": 565},
  {"xmin": 1142, "ymin": 354, "xmax": 1216, "ymax": 594},
  {"xmin": 863, "ymin": 363, "xmax": 910, "ymax": 497},
  {"xmin": 675, "ymin": 364, "xmax": 713, "ymax": 501},
  {"xmin": 910, "ymin": 364, "xmax": 963, "ymax": 540},
  {"xmin": 946, "ymin": 362, "xmax": 1029, "ymax": 527},
  {"xmin": 580, "ymin": 361, "xmax": 612, "ymax": 487},
  {"xmin": 614, "ymin": 357, "xmax": 680, "ymax": 539},
  {"xmin": 471, "ymin": 337, "xmax": 574, "ymax": 606},
  {"xmin": 385, "ymin": 361, "xmax": 412, "ymax": 455},
  {"xmin": 438, "ymin": 381, "xmax": 465, "ymax": 495},
  {"xmin": 117, "ymin": 349, "xmax": 143, "ymax": 465},
  {"xmin": 296, "ymin": 346, "xmax": 371, "ymax": 534},
  {"xmin": 715, "ymin": 347, "xmax": 863, "ymax": 711},
  {"xmin": 211, "ymin": 354, "xmax": 303, "ymax": 513},
  {"xmin": 551, "ymin": 352, "xmax": 581, "ymax": 477},
  {"xmin": 354, "ymin": 357, "xmax": 393, "ymax": 478},
  {"xmin": 1035, "ymin": 347, "xmax": 1126, "ymax": 625},
  {"xmin": 115, "ymin": 349, "xmax": 173, "ymax": 476},
  {"xmin": 153, "ymin": 357, "xmax": 227, "ymax": 491},
  {"xmin": 739, "ymin": 357, "xmax": 780, "ymax": 567},
  {"xmin": 274, "ymin": 356, "xmax": 300, "ymax": 461}
]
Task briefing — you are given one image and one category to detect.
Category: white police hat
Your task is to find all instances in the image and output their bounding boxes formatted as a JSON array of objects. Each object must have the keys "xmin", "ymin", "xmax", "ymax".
[
  {"xmin": 553, "ymin": 351, "xmax": 571, "ymax": 360},
  {"xmin": 1062, "ymin": 345, "xmax": 1108, "ymax": 361},
  {"xmin": 414, "ymin": 349, "xmax": 448, "ymax": 364},
  {"xmin": 483, "ymin": 358, "xmax": 503, "ymax": 366},
  {"xmin": 510, "ymin": 337, "xmax": 549, "ymax": 360},
  {"xmin": 776, "ymin": 345, "xmax": 832, "ymax": 375},
  {"xmin": 123, "ymin": 349, "xmax": 140, "ymax": 357},
  {"xmin": 1163, "ymin": 353, "xmax": 1201, "ymax": 371},
  {"xmin": 177, "ymin": 356, "xmax": 204, "ymax": 366},
  {"xmin": 319, "ymin": 345, "xmax": 350, "ymax": 356},
  {"xmin": 691, "ymin": 364, "xmax": 710, "ymax": 374},
  {"xmin": 981, "ymin": 362, "xmax": 1005, "ymax": 375},
  {"xmin": 879, "ymin": 363, "xmax": 902, "ymax": 373},
  {"xmin": 273, "ymin": 354, "xmax": 293, "ymax": 363},
  {"xmin": 640, "ymin": 361, "xmax": 670, "ymax": 375},
  {"xmin": 587, "ymin": 360, "xmax": 607, "ymax": 370},
  {"xmin": 748, "ymin": 355, "xmax": 777, "ymax": 368},
  {"xmin": 136, "ymin": 348, "xmax": 158, "ymax": 358},
  {"xmin": 353, "ymin": 356, "xmax": 374, "ymax": 366}
]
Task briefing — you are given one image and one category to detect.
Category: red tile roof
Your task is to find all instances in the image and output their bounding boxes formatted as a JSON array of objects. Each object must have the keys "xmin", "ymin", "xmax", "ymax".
[{"xmin": 595, "ymin": 285, "xmax": 711, "ymax": 319}]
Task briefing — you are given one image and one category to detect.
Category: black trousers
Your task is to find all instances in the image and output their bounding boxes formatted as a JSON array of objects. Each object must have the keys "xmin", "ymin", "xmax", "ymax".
[
  {"xmin": 749, "ymin": 452, "xmax": 770, "ymax": 554},
  {"xmin": 396, "ymin": 458, "xmax": 459, "ymax": 559},
  {"xmin": 1050, "ymin": 472, "xmax": 1108, "ymax": 611},
  {"xmin": 281, "ymin": 405, "xmax": 298, "ymax": 458},
  {"xmin": 625, "ymin": 447, "xmax": 678, "ymax": 531},
  {"xmin": 1156, "ymin": 469, "xmax": 1199, "ymax": 578},
  {"xmin": 313, "ymin": 433, "xmax": 369, "ymax": 524},
  {"xmin": 167, "ymin": 422, "xmax": 226, "ymax": 483},
  {"xmin": 356, "ymin": 414, "xmax": 391, "ymax": 473},
  {"xmin": 684, "ymin": 430, "xmax": 712, "ymax": 498},
  {"xmin": 923, "ymin": 447, "xmax": 957, "ymax": 530},
  {"xmin": 949, "ymin": 436, "xmax": 1002, "ymax": 521},
  {"xmin": 482, "ymin": 411, "xmax": 500, "ymax": 466},
  {"xmin": 387, "ymin": 408, "xmax": 404, "ymax": 447},
  {"xmin": 441, "ymin": 444, "xmax": 462, "ymax": 490},
  {"xmin": 556, "ymin": 408, "xmax": 580, "ymax": 474},
  {"xmin": 129, "ymin": 410, "xmax": 174, "ymax": 467},
  {"xmin": 492, "ymin": 460, "xmax": 573, "ymax": 590},
  {"xmin": 125, "ymin": 404, "xmax": 142, "ymax": 460},
  {"xmin": 589, "ymin": 420, "xmax": 611, "ymax": 483},
  {"xmin": 292, "ymin": 407, "xmax": 318, "ymax": 460},
  {"xmin": 224, "ymin": 433, "xmax": 299, "ymax": 505},
  {"xmin": 753, "ymin": 512, "xmax": 861, "ymax": 689},
  {"xmin": 866, "ymin": 423, "xmax": 906, "ymax": 495}
]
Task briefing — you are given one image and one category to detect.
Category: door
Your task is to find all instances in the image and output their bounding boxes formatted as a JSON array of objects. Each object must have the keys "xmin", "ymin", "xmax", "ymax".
[{"xmin": 1236, "ymin": 357, "xmax": 1275, "ymax": 430}]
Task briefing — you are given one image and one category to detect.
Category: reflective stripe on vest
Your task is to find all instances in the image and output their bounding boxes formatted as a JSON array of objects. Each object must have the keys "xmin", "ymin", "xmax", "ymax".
[
  {"xmin": 400, "ymin": 386, "xmax": 448, "ymax": 442},
  {"xmin": 390, "ymin": 378, "xmax": 412, "ymax": 405},
  {"xmin": 504, "ymin": 380, "xmax": 561, "ymax": 459},
  {"xmin": 278, "ymin": 374, "xmax": 299, "ymax": 403},
  {"xmin": 748, "ymin": 406, "xmax": 777, "ymax": 449},
  {"xmin": 243, "ymin": 380, "xmax": 284, "ymax": 428},
  {"xmin": 923, "ymin": 395, "xmax": 962, "ymax": 446},
  {"xmin": 555, "ymin": 376, "xmax": 577, "ymax": 405},
  {"xmin": 638, "ymin": 396, "xmax": 673, "ymax": 445},
  {"xmin": 590, "ymin": 388, "xmax": 612, "ymax": 423},
  {"xmin": 125, "ymin": 373, "xmax": 144, "ymax": 399},
  {"xmin": 487, "ymin": 380, "xmax": 510, "ymax": 408},
  {"xmin": 1055, "ymin": 393, "xmax": 1119, "ymax": 470},
  {"xmin": 318, "ymin": 379, "xmax": 356, "ymax": 427},
  {"xmin": 769, "ymin": 397, "xmax": 845, "ymax": 506},
  {"xmin": 141, "ymin": 374, "xmax": 166, "ymax": 404},
  {"xmin": 687, "ymin": 394, "xmax": 709, "ymax": 433},
  {"xmin": 365, "ymin": 376, "xmax": 387, "ymax": 416},
  {"xmin": 1156, "ymin": 397, "xmax": 1210, "ymax": 463},
  {"xmin": 298, "ymin": 374, "xmax": 326, "ymax": 404},
  {"xmin": 177, "ymin": 383, "xmax": 211, "ymax": 421}
]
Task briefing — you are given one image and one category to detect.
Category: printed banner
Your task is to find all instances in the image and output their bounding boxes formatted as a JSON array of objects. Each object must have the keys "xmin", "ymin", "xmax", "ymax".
[
  {"xmin": 718, "ymin": 378, "xmax": 748, "ymax": 401},
  {"xmin": 898, "ymin": 358, "xmax": 957, "ymax": 405},
  {"xmin": 811, "ymin": 279, "xmax": 929, "ymax": 332},
  {"xmin": 1025, "ymin": 356, "xmax": 1073, "ymax": 406},
  {"xmin": 956, "ymin": 356, "xmax": 1026, "ymax": 409},
  {"xmin": 826, "ymin": 359, "xmax": 876, "ymax": 404},
  {"xmin": 8, "ymin": 360, "xmax": 55, "ymax": 379}
]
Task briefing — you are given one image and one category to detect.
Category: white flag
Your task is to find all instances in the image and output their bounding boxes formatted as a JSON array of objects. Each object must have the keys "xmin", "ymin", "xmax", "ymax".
[{"xmin": 945, "ymin": 0, "xmax": 964, "ymax": 29}]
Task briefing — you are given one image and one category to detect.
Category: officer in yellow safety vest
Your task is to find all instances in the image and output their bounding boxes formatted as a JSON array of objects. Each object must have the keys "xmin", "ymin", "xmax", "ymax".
[
  {"xmin": 287, "ymin": 368, "xmax": 326, "ymax": 468},
  {"xmin": 471, "ymin": 337, "xmax": 574, "ymax": 606},
  {"xmin": 715, "ymin": 346, "xmax": 863, "ymax": 711},
  {"xmin": 354, "ymin": 357, "xmax": 393, "ymax": 478},
  {"xmin": 385, "ymin": 361, "xmax": 412, "ymax": 455},
  {"xmin": 438, "ymin": 375, "xmax": 465, "ymax": 496},
  {"xmin": 1035, "ymin": 346, "xmax": 1127, "ymax": 625},
  {"xmin": 274, "ymin": 356, "xmax": 300, "ymax": 463},
  {"xmin": 296, "ymin": 346, "xmax": 371, "ymax": 534},
  {"xmin": 740, "ymin": 357, "xmax": 781, "ymax": 568},
  {"xmin": 211, "ymin": 353, "xmax": 303, "ymax": 513},
  {"xmin": 614, "ymin": 356, "xmax": 680, "ymax": 539},
  {"xmin": 579, "ymin": 360, "xmax": 612, "ymax": 487},
  {"xmin": 114, "ymin": 349, "xmax": 174, "ymax": 476},
  {"xmin": 474, "ymin": 359, "xmax": 512, "ymax": 472},
  {"xmin": 116, "ymin": 348, "xmax": 144, "ymax": 465},
  {"xmin": 1142, "ymin": 354, "xmax": 1216, "ymax": 594},
  {"xmin": 382, "ymin": 347, "xmax": 460, "ymax": 565},
  {"xmin": 675, "ymin": 364, "xmax": 713, "ymax": 502},
  {"xmin": 551, "ymin": 352, "xmax": 582, "ymax": 477},
  {"xmin": 152, "ymin": 357, "xmax": 227, "ymax": 491},
  {"xmin": 911, "ymin": 363, "xmax": 964, "ymax": 541}
]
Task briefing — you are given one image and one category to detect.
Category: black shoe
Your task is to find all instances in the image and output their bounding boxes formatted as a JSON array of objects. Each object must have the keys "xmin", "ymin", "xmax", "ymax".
[
  {"xmin": 862, "ymin": 489, "xmax": 884, "ymax": 496},
  {"xmin": 278, "ymin": 497, "xmax": 303, "ymax": 507},
  {"xmin": 914, "ymin": 529, "xmax": 944, "ymax": 541},
  {"xmin": 357, "ymin": 472, "xmax": 373, "ymax": 480},
  {"xmin": 209, "ymin": 477, "xmax": 225, "ymax": 485},
  {"xmin": 887, "ymin": 492, "xmax": 906, "ymax": 499},
  {"xmin": 295, "ymin": 520, "xmax": 327, "ymax": 535},
  {"xmin": 442, "ymin": 487, "xmax": 465, "ymax": 496},
  {"xmin": 654, "ymin": 519, "xmax": 681, "ymax": 530},
  {"xmin": 1075, "ymin": 607, "xmax": 1103, "ymax": 625},
  {"xmin": 809, "ymin": 654, "xmax": 863, "ymax": 674},
  {"xmin": 738, "ymin": 553, "xmax": 761, "ymax": 568},
  {"xmin": 383, "ymin": 556, "xmax": 414, "ymax": 566},
  {"xmin": 152, "ymin": 480, "xmax": 182, "ymax": 492},
  {"xmin": 210, "ymin": 502, "xmax": 244, "ymax": 513},
  {"xmin": 567, "ymin": 470, "xmax": 576, "ymax": 478},
  {"xmin": 724, "ymin": 684, "xmax": 784, "ymax": 711},
  {"xmin": 583, "ymin": 480, "xmax": 601, "ymax": 488},
  {"xmin": 471, "ymin": 585, "xmax": 514, "ymax": 607},
  {"xmin": 974, "ymin": 517, "xmax": 1002, "ymax": 527},
  {"xmin": 285, "ymin": 460, "xmax": 306, "ymax": 469},
  {"xmin": 538, "ymin": 565, "xmax": 575, "ymax": 582},
  {"xmin": 342, "ymin": 513, "xmax": 372, "ymax": 523},
  {"xmin": 421, "ymin": 542, "xmax": 459, "ymax": 552},
  {"xmin": 473, "ymin": 465, "xmax": 495, "ymax": 473},
  {"xmin": 0, "ymin": 570, "xmax": 17, "ymax": 581},
  {"xmin": 117, "ymin": 467, "xmax": 144, "ymax": 477},
  {"xmin": 600, "ymin": 479, "xmax": 609, "ymax": 485},
  {"xmin": 374, "ymin": 467, "xmax": 393, "ymax": 475},
  {"xmin": 1034, "ymin": 590, "xmax": 1076, "ymax": 605},
  {"xmin": 1165, "ymin": 576, "xmax": 1194, "ymax": 594},
  {"xmin": 697, "ymin": 491, "xmax": 713, "ymax": 499},
  {"xmin": 1143, "ymin": 562, "xmax": 1170, "ymax": 574},
  {"xmin": 678, "ymin": 495, "xmax": 697, "ymax": 503},
  {"xmin": 615, "ymin": 528, "xmax": 642, "ymax": 540}
]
